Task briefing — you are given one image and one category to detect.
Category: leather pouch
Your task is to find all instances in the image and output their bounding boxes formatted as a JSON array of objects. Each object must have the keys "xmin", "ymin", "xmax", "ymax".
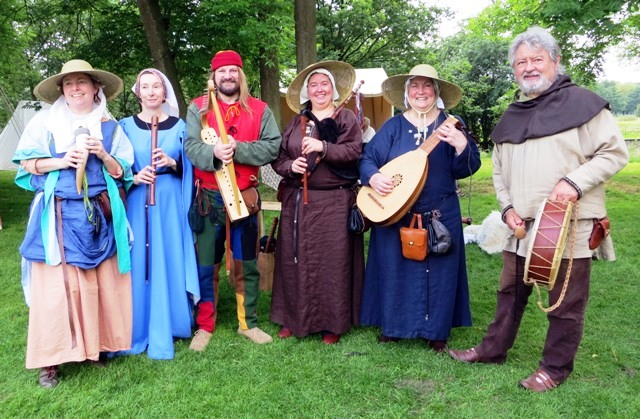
[
  {"xmin": 400, "ymin": 213, "xmax": 427, "ymax": 261},
  {"xmin": 589, "ymin": 216, "xmax": 610, "ymax": 250},
  {"xmin": 241, "ymin": 186, "xmax": 261, "ymax": 216}
]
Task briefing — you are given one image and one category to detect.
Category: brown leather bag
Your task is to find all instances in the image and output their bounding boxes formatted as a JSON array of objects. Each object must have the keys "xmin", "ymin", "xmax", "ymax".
[
  {"xmin": 589, "ymin": 216, "xmax": 610, "ymax": 250},
  {"xmin": 241, "ymin": 186, "xmax": 261, "ymax": 216},
  {"xmin": 400, "ymin": 213, "xmax": 427, "ymax": 261},
  {"xmin": 95, "ymin": 188, "xmax": 126, "ymax": 222}
]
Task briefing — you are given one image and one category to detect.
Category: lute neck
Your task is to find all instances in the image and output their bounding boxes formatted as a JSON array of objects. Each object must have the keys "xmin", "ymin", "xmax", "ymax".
[{"xmin": 418, "ymin": 115, "xmax": 460, "ymax": 154}]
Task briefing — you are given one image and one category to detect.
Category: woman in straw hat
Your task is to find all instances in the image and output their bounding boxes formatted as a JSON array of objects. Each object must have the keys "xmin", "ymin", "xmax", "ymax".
[
  {"xmin": 359, "ymin": 64, "xmax": 481, "ymax": 351},
  {"xmin": 114, "ymin": 68, "xmax": 199, "ymax": 360},
  {"xmin": 270, "ymin": 61, "xmax": 364, "ymax": 344},
  {"xmin": 12, "ymin": 59, "xmax": 134, "ymax": 387}
]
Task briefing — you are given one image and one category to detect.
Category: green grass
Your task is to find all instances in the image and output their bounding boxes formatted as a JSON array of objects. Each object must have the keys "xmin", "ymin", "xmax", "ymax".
[
  {"xmin": 616, "ymin": 115, "xmax": 640, "ymax": 139},
  {"xmin": 1, "ymin": 159, "xmax": 639, "ymax": 418}
]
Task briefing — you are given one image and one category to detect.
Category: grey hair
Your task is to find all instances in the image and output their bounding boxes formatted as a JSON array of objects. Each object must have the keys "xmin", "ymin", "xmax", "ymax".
[
  {"xmin": 508, "ymin": 26, "xmax": 565, "ymax": 74},
  {"xmin": 403, "ymin": 77, "xmax": 440, "ymax": 109}
]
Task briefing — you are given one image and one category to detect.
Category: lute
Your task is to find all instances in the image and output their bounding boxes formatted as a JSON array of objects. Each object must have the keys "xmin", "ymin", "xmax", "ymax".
[{"xmin": 357, "ymin": 116, "xmax": 460, "ymax": 226}]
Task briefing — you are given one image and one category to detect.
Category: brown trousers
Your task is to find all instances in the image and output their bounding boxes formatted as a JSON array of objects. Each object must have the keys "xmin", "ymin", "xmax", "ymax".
[{"xmin": 476, "ymin": 251, "xmax": 591, "ymax": 383}]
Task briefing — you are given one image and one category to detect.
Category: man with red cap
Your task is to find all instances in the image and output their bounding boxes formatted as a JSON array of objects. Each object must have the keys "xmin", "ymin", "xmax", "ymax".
[{"xmin": 185, "ymin": 50, "xmax": 281, "ymax": 349}]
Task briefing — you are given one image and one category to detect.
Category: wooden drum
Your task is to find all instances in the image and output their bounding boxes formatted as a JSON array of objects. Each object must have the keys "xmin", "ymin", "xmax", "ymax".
[{"xmin": 523, "ymin": 199, "xmax": 574, "ymax": 291}]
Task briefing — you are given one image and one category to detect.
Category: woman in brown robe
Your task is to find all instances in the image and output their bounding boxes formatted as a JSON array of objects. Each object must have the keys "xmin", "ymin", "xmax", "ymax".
[{"xmin": 270, "ymin": 61, "xmax": 364, "ymax": 344}]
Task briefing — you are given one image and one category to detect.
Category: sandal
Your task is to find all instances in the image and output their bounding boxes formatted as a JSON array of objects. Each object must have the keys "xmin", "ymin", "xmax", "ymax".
[{"xmin": 519, "ymin": 368, "xmax": 558, "ymax": 392}]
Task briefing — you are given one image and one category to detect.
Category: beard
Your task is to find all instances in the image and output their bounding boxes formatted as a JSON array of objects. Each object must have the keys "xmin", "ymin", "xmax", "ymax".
[
  {"xmin": 518, "ymin": 72, "xmax": 554, "ymax": 97},
  {"xmin": 216, "ymin": 79, "xmax": 240, "ymax": 97}
]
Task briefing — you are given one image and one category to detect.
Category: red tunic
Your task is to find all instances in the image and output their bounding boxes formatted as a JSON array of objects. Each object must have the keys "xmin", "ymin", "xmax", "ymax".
[{"xmin": 191, "ymin": 96, "xmax": 266, "ymax": 191}]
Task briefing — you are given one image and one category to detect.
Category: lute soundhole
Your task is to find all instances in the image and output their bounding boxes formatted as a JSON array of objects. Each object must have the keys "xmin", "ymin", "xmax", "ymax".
[{"xmin": 392, "ymin": 174, "xmax": 403, "ymax": 188}]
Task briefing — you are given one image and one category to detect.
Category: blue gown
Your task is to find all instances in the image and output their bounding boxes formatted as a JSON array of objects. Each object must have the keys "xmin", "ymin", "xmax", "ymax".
[
  {"xmin": 117, "ymin": 115, "xmax": 199, "ymax": 359},
  {"xmin": 17, "ymin": 120, "xmax": 130, "ymax": 270},
  {"xmin": 359, "ymin": 112, "xmax": 481, "ymax": 341}
]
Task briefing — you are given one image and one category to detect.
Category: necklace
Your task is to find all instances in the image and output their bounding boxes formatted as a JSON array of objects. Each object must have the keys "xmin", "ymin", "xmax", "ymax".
[{"xmin": 408, "ymin": 110, "xmax": 438, "ymax": 145}]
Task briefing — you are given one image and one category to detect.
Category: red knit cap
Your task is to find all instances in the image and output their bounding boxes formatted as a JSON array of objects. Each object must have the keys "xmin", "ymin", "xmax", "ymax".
[{"xmin": 211, "ymin": 50, "xmax": 243, "ymax": 71}]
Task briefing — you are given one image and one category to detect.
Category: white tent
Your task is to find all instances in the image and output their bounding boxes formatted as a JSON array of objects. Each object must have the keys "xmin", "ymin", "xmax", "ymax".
[{"xmin": 0, "ymin": 101, "xmax": 50, "ymax": 170}]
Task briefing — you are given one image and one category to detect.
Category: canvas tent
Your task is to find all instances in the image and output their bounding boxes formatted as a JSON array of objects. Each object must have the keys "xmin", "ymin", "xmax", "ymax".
[
  {"xmin": 279, "ymin": 67, "xmax": 392, "ymax": 131},
  {"xmin": 0, "ymin": 101, "xmax": 50, "ymax": 171}
]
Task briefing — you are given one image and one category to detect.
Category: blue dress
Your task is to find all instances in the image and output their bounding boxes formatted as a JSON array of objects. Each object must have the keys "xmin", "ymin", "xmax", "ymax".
[
  {"xmin": 117, "ymin": 115, "xmax": 199, "ymax": 359},
  {"xmin": 359, "ymin": 112, "xmax": 481, "ymax": 341},
  {"xmin": 17, "ymin": 120, "xmax": 130, "ymax": 269}
]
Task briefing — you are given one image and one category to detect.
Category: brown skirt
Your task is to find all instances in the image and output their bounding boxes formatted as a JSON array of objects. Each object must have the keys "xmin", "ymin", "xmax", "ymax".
[{"xmin": 25, "ymin": 255, "xmax": 132, "ymax": 369}]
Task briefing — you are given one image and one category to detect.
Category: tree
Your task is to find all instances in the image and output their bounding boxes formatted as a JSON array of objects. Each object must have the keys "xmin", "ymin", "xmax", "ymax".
[
  {"xmin": 295, "ymin": 0, "xmax": 317, "ymax": 71},
  {"xmin": 136, "ymin": 0, "xmax": 186, "ymax": 116},
  {"xmin": 593, "ymin": 81, "xmax": 626, "ymax": 114},
  {"xmin": 0, "ymin": 0, "xmax": 33, "ymax": 123},
  {"xmin": 623, "ymin": 84, "xmax": 640, "ymax": 115},
  {"xmin": 315, "ymin": 0, "xmax": 448, "ymax": 74},
  {"xmin": 467, "ymin": 0, "xmax": 639, "ymax": 85},
  {"xmin": 436, "ymin": 33, "xmax": 513, "ymax": 148}
]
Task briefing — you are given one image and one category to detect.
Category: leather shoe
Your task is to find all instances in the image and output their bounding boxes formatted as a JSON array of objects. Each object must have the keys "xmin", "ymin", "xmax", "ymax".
[
  {"xmin": 426, "ymin": 340, "xmax": 448, "ymax": 353},
  {"xmin": 38, "ymin": 366, "xmax": 59, "ymax": 388},
  {"xmin": 378, "ymin": 335, "xmax": 400, "ymax": 344},
  {"xmin": 448, "ymin": 347, "xmax": 505, "ymax": 364},
  {"xmin": 278, "ymin": 327, "xmax": 293, "ymax": 339},
  {"xmin": 321, "ymin": 333, "xmax": 340, "ymax": 344},
  {"xmin": 519, "ymin": 368, "xmax": 559, "ymax": 392}
]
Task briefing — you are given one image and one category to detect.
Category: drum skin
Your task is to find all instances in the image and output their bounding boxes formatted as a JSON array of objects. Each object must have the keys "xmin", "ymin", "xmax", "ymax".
[{"xmin": 523, "ymin": 200, "xmax": 573, "ymax": 290}]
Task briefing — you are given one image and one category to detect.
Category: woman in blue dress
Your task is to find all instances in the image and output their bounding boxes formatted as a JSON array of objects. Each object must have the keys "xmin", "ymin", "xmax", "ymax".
[
  {"xmin": 359, "ymin": 64, "xmax": 481, "ymax": 352},
  {"xmin": 14, "ymin": 59, "xmax": 134, "ymax": 387},
  {"xmin": 117, "ymin": 68, "xmax": 199, "ymax": 359}
]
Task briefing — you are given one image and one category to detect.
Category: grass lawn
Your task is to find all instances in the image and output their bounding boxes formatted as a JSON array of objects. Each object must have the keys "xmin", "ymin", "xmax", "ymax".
[
  {"xmin": 616, "ymin": 115, "xmax": 640, "ymax": 139},
  {"xmin": 0, "ymin": 153, "xmax": 638, "ymax": 417}
]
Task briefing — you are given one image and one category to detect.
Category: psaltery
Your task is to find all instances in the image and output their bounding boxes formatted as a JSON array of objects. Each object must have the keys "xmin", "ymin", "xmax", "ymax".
[{"xmin": 200, "ymin": 80, "xmax": 249, "ymax": 221}]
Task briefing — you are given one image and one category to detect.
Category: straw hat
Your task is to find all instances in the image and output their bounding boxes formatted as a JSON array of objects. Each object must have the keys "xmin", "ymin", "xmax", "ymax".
[
  {"xmin": 34, "ymin": 59, "xmax": 124, "ymax": 104},
  {"xmin": 382, "ymin": 64, "xmax": 462, "ymax": 111},
  {"xmin": 286, "ymin": 60, "xmax": 356, "ymax": 113}
]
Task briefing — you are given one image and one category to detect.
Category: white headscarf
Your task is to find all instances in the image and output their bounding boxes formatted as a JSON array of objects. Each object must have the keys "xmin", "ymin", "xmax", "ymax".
[
  {"xmin": 403, "ymin": 77, "xmax": 446, "ymax": 111},
  {"xmin": 46, "ymin": 89, "xmax": 109, "ymax": 154},
  {"xmin": 299, "ymin": 68, "xmax": 340, "ymax": 105},
  {"xmin": 131, "ymin": 68, "xmax": 180, "ymax": 117}
]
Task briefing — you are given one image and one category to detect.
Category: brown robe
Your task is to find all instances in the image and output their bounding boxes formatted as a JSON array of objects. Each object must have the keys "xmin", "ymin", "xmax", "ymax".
[{"xmin": 270, "ymin": 110, "xmax": 364, "ymax": 336}]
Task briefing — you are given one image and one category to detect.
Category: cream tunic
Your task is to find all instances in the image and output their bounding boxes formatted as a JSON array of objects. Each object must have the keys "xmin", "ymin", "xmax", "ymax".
[{"xmin": 492, "ymin": 109, "xmax": 629, "ymax": 259}]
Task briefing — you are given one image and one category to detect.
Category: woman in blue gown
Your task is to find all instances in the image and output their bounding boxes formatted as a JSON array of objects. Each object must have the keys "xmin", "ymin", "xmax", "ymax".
[
  {"xmin": 117, "ymin": 68, "xmax": 199, "ymax": 359},
  {"xmin": 14, "ymin": 59, "xmax": 134, "ymax": 388},
  {"xmin": 359, "ymin": 65, "xmax": 481, "ymax": 352}
]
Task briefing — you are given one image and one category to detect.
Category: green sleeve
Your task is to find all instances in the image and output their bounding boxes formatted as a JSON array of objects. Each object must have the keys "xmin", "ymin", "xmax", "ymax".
[
  {"xmin": 233, "ymin": 106, "xmax": 282, "ymax": 166},
  {"xmin": 184, "ymin": 102, "xmax": 221, "ymax": 171}
]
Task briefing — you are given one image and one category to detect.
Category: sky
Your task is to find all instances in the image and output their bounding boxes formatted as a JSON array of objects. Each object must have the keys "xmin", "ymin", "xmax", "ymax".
[{"xmin": 424, "ymin": 0, "xmax": 640, "ymax": 84}]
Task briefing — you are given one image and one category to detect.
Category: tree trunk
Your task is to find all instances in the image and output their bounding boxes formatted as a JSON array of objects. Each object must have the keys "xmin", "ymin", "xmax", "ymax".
[
  {"xmin": 259, "ymin": 47, "xmax": 282, "ymax": 130},
  {"xmin": 136, "ymin": 0, "xmax": 187, "ymax": 117},
  {"xmin": 295, "ymin": 0, "xmax": 317, "ymax": 71}
]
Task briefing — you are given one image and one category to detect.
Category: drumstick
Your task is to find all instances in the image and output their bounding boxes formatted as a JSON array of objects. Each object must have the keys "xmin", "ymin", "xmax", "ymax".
[{"xmin": 514, "ymin": 226, "xmax": 526, "ymax": 240}]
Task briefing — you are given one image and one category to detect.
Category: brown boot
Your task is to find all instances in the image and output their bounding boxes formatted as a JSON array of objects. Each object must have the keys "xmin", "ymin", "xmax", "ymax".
[{"xmin": 38, "ymin": 366, "xmax": 59, "ymax": 388}]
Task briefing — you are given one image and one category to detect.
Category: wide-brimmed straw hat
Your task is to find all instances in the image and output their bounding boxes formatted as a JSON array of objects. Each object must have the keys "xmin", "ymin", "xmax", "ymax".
[
  {"xmin": 34, "ymin": 59, "xmax": 124, "ymax": 104},
  {"xmin": 382, "ymin": 64, "xmax": 462, "ymax": 110},
  {"xmin": 286, "ymin": 60, "xmax": 356, "ymax": 113}
]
